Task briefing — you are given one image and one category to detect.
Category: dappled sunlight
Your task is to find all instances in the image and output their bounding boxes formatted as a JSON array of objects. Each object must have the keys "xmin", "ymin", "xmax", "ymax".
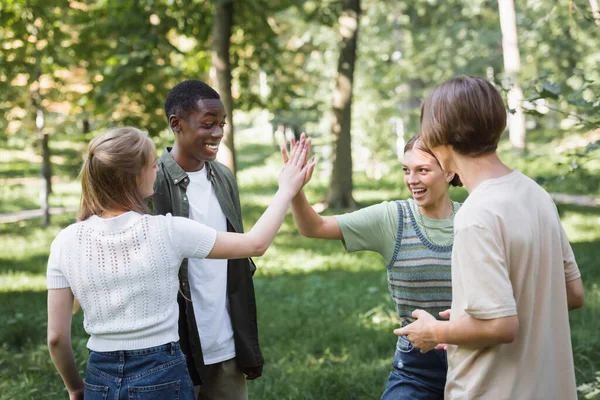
[
  {"xmin": 0, "ymin": 272, "xmax": 46, "ymax": 292},
  {"xmin": 561, "ymin": 208, "xmax": 600, "ymax": 243}
]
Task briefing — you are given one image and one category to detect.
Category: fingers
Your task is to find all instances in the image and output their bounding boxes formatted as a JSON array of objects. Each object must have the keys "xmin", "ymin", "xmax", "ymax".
[
  {"xmin": 439, "ymin": 309, "xmax": 451, "ymax": 320},
  {"xmin": 434, "ymin": 343, "xmax": 449, "ymax": 351},
  {"xmin": 291, "ymin": 138, "xmax": 307, "ymax": 166},
  {"xmin": 393, "ymin": 327, "xmax": 405, "ymax": 336},
  {"xmin": 288, "ymin": 139, "xmax": 302, "ymax": 165},
  {"xmin": 280, "ymin": 146, "xmax": 290, "ymax": 163},
  {"xmin": 304, "ymin": 137, "xmax": 312, "ymax": 166},
  {"xmin": 411, "ymin": 309, "xmax": 426, "ymax": 319}
]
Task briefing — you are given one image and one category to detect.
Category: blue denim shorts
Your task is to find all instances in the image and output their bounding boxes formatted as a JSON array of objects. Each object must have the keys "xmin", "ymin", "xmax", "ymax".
[
  {"xmin": 84, "ymin": 342, "xmax": 194, "ymax": 400},
  {"xmin": 380, "ymin": 336, "xmax": 447, "ymax": 400}
]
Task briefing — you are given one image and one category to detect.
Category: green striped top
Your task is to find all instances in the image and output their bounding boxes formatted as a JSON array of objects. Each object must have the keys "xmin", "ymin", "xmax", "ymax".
[{"xmin": 336, "ymin": 199, "xmax": 459, "ymax": 326}]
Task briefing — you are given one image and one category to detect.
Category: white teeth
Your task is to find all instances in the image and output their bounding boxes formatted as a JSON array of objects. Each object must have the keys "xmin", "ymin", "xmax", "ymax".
[{"xmin": 206, "ymin": 144, "xmax": 218, "ymax": 149}]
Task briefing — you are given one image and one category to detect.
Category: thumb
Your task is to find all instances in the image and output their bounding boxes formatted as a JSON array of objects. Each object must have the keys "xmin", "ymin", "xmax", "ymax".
[
  {"xmin": 439, "ymin": 309, "xmax": 451, "ymax": 320},
  {"xmin": 393, "ymin": 327, "xmax": 405, "ymax": 337},
  {"xmin": 412, "ymin": 309, "xmax": 426, "ymax": 319}
]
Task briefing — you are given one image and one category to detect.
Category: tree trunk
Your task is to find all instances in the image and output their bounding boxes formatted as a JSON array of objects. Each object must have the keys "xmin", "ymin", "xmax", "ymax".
[
  {"xmin": 211, "ymin": 0, "xmax": 236, "ymax": 175},
  {"xmin": 327, "ymin": 0, "xmax": 360, "ymax": 210},
  {"xmin": 590, "ymin": 0, "xmax": 600, "ymax": 25},
  {"xmin": 35, "ymin": 98, "xmax": 51, "ymax": 226},
  {"xmin": 498, "ymin": 0, "xmax": 526, "ymax": 153}
]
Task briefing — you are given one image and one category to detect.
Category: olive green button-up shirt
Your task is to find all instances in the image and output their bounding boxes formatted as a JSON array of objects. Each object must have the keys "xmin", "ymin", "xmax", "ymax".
[{"xmin": 151, "ymin": 148, "xmax": 262, "ymax": 384}]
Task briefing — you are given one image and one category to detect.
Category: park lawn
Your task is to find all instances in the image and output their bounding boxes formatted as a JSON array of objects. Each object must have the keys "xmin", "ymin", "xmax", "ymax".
[{"xmin": 1, "ymin": 139, "xmax": 599, "ymax": 399}]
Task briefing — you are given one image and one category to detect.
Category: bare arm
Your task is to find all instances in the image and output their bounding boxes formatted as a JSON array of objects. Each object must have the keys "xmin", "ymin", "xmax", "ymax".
[
  {"xmin": 47, "ymin": 288, "xmax": 84, "ymax": 399},
  {"xmin": 394, "ymin": 309, "xmax": 518, "ymax": 352},
  {"xmin": 207, "ymin": 189, "xmax": 296, "ymax": 258},
  {"xmin": 566, "ymin": 278, "xmax": 584, "ymax": 311},
  {"xmin": 207, "ymin": 139, "xmax": 315, "ymax": 259},
  {"xmin": 280, "ymin": 134, "xmax": 342, "ymax": 240},
  {"xmin": 290, "ymin": 190, "xmax": 342, "ymax": 240},
  {"xmin": 434, "ymin": 313, "xmax": 518, "ymax": 347}
]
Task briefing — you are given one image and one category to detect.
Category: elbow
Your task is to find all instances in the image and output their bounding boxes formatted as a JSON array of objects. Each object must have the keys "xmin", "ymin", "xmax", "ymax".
[
  {"xmin": 253, "ymin": 244, "xmax": 267, "ymax": 257},
  {"xmin": 496, "ymin": 317, "xmax": 519, "ymax": 344},
  {"xmin": 569, "ymin": 291, "xmax": 585, "ymax": 311},
  {"xmin": 47, "ymin": 332, "xmax": 68, "ymax": 350}
]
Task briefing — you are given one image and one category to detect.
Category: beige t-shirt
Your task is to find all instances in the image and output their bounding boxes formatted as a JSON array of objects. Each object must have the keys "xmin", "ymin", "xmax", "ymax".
[{"xmin": 446, "ymin": 171, "xmax": 580, "ymax": 400}]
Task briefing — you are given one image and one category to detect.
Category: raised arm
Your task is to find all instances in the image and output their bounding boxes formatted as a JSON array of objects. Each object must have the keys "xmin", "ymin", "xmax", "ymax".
[
  {"xmin": 290, "ymin": 190, "xmax": 342, "ymax": 240},
  {"xmin": 206, "ymin": 138, "xmax": 315, "ymax": 259},
  {"xmin": 280, "ymin": 134, "xmax": 342, "ymax": 240}
]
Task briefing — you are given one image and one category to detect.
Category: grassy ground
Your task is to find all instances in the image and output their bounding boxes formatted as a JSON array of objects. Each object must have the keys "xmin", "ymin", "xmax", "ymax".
[{"xmin": 0, "ymin": 128, "xmax": 599, "ymax": 399}]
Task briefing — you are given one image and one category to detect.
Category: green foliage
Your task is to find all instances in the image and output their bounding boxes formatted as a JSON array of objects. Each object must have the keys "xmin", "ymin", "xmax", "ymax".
[
  {"xmin": 1, "ymin": 130, "xmax": 599, "ymax": 399},
  {"xmin": 579, "ymin": 372, "xmax": 600, "ymax": 399}
]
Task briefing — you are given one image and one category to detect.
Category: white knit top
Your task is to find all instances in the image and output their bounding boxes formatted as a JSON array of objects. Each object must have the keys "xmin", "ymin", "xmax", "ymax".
[{"xmin": 46, "ymin": 212, "xmax": 217, "ymax": 352}]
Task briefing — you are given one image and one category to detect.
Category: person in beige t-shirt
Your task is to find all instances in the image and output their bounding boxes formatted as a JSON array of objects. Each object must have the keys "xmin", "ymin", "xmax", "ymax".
[{"xmin": 395, "ymin": 76, "xmax": 585, "ymax": 400}]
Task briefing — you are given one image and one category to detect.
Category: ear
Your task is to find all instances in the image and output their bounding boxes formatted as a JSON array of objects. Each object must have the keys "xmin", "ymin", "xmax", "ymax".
[
  {"xmin": 169, "ymin": 115, "xmax": 181, "ymax": 133},
  {"xmin": 446, "ymin": 172, "xmax": 455, "ymax": 183}
]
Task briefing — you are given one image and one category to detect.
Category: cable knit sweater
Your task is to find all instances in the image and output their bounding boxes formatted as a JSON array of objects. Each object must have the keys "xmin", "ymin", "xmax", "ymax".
[{"xmin": 46, "ymin": 212, "xmax": 217, "ymax": 352}]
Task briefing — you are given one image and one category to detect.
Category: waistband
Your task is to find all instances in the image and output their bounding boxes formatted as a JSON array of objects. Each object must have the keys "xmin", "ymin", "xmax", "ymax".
[{"xmin": 88, "ymin": 341, "xmax": 180, "ymax": 357}]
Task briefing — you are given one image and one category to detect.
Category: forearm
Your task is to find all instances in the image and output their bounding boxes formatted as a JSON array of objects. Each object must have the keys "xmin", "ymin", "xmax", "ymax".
[
  {"xmin": 290, "ymin": 190, "xmax": 322, "ymax": 236},
  {"xmin": 48, "ymin": 339, "xmax": 84, "ymax": 394},
  {"xmin": 434, "ymin": 314, "xmax": 518, "ymax": 348},
  {"xmin": 291, "ymin": 190, "xmax": 342, "ymax": 239},
  {"xmin": 246, "ymin": 188, "xmax": 294, "ymax": 254}
]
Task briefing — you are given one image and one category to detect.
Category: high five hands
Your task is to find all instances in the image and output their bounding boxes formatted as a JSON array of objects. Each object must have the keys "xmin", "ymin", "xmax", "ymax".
[
  {"xmin": 277, "ymin": 134, "xmax": 316, "ymax": 197},
  {"xmin": 281, "ymin": 132, "xmax": 316, "ymax": 188}
]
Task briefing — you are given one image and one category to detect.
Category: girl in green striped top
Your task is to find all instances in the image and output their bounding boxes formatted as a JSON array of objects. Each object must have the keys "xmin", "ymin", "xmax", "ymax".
[{"xmin": 283, "ymin": 134, "xmax": 462, "ymax": 399}]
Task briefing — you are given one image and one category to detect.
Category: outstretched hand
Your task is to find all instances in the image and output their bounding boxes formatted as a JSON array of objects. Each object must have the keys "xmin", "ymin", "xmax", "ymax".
[
  {"xmin": 280, "ymin": 132, "xmax": 315, "ymax": 187},
  {"xmin": 278, "ymin": 137, "xmax": 315, "ymax": 198}
]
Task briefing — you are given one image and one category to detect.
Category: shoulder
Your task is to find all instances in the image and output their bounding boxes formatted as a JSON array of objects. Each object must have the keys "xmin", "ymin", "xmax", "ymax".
[
  {"xmin": 211, "ymin": 161, "xmax": 237, "ymax": 183},
  {"xmin": 50, "ymin": 221, "xmax": 83, "ymax": 252}
]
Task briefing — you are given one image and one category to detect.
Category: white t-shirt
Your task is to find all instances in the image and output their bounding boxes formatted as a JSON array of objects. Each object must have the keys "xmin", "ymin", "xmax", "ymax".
[
  {"xmin": 186, "ymin": 167, "xmax": 236, "ymax": 365},
  {"xmin": 46, "ymin": 212, "xmax": 217, "ymax": 352},
  {"xmin": 446, "ymin": 171, "xmax": 580, "ymax": 400}
]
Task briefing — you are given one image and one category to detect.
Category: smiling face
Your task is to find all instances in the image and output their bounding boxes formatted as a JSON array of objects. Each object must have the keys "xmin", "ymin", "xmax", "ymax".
[
  {"xmin": 403, "ymin": 149, "xmax": 451, "ymax": 210},
  {"xmin": 170, "ymin": 98, "xmax": 226, "ymax": 169}
]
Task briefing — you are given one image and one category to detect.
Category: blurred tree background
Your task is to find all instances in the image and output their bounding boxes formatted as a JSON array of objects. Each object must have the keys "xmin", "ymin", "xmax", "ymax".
[{"xmin": 1, "ymin": 0, "xmax": 599, "ymax": 398}]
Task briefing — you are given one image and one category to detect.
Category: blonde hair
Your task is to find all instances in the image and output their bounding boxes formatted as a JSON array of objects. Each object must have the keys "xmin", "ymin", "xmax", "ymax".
[{"xmin": 78, "ymin": 127, "xmax": 155, "ymax": 221}]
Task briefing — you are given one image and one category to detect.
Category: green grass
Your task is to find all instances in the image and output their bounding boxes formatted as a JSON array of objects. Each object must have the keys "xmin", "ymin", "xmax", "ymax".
[{"xmin": 0, "ymin": 127, "xmax": 599, "ymax": 399}]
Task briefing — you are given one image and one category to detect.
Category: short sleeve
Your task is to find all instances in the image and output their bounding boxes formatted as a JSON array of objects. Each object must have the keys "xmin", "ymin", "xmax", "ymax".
[
  {"xmin": 559, "ymin": 223, "xmax": 580, "ymax": 282},
  {"xmin": 335, "ymin": 201, "xmax": 398, "ymax": 264},
  {"xmin": 46, "ymin": 235, "xmax": 70, "ymax": 289},
  {"xmin": 453, "ymin": 224, "xmax": 517, "ymax": 320},
  {"xmin": 167, "ymin": 215, "xmax": 217, "ymax": 259}
]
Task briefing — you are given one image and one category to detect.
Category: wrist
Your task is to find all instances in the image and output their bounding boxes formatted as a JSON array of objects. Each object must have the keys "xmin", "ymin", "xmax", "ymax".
[
  {"xmin": 432, "ymin": 320, "xmax": 446, "ymax": 344},
  {"xmin": 277, "ymin": 187, "xmax": 296, "ymax": 201}
]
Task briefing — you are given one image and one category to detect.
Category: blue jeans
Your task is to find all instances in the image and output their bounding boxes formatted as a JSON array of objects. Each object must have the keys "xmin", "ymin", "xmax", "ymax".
[
  {"xmin": 84, "ymin": 342, "xmax": 195, "ymax": 400},
  {"xmin": 381, "ymin": 336, "xmax": 447, "ymax": 400}
]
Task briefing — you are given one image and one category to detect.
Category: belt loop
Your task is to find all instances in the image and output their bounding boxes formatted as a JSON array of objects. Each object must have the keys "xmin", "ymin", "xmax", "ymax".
[{"xmin": 170, "ymin": 342, "xmax": 175, "ymax": 355}]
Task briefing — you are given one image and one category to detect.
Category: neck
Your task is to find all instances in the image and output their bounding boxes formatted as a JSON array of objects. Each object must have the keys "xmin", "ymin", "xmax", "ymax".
[
  {"xmin": 99, "ymin": 208, "xmax": 127, "ymax": 218},
  {"xmin": 453, "ymin": 152, "xmax": 512, "ymax": 193},
  {"xmin": 419, "ymin": 198, "xmax": 454, "ymax": 219},
  {"xmin": 171, "ymin": 145, "xmax": 205, "ymax": 172}
]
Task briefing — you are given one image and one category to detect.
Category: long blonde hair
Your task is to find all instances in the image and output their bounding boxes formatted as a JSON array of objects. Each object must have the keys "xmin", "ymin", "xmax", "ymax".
[{"xmin": 78, "ymin": 127, "xmax": 155, "ymax": 221}]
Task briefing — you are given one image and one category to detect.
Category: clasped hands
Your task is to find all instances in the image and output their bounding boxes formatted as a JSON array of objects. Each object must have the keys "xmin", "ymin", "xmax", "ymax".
[{"xmin": 393, "ymin": 309, "xmax": 451, "ymax": 353}]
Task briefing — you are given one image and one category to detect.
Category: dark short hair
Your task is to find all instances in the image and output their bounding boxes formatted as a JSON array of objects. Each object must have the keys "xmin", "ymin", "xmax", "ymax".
[
  {"xmin": 164, "ymin": 80, "xmax": 220, "ymax": 121},
  {"xmin": 420, "ymin": 76, "xmax": 507, "ymax": 156},
  {"xmin": 404, "ymin": 135, "xmax": 462, "ymax": 187}
]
